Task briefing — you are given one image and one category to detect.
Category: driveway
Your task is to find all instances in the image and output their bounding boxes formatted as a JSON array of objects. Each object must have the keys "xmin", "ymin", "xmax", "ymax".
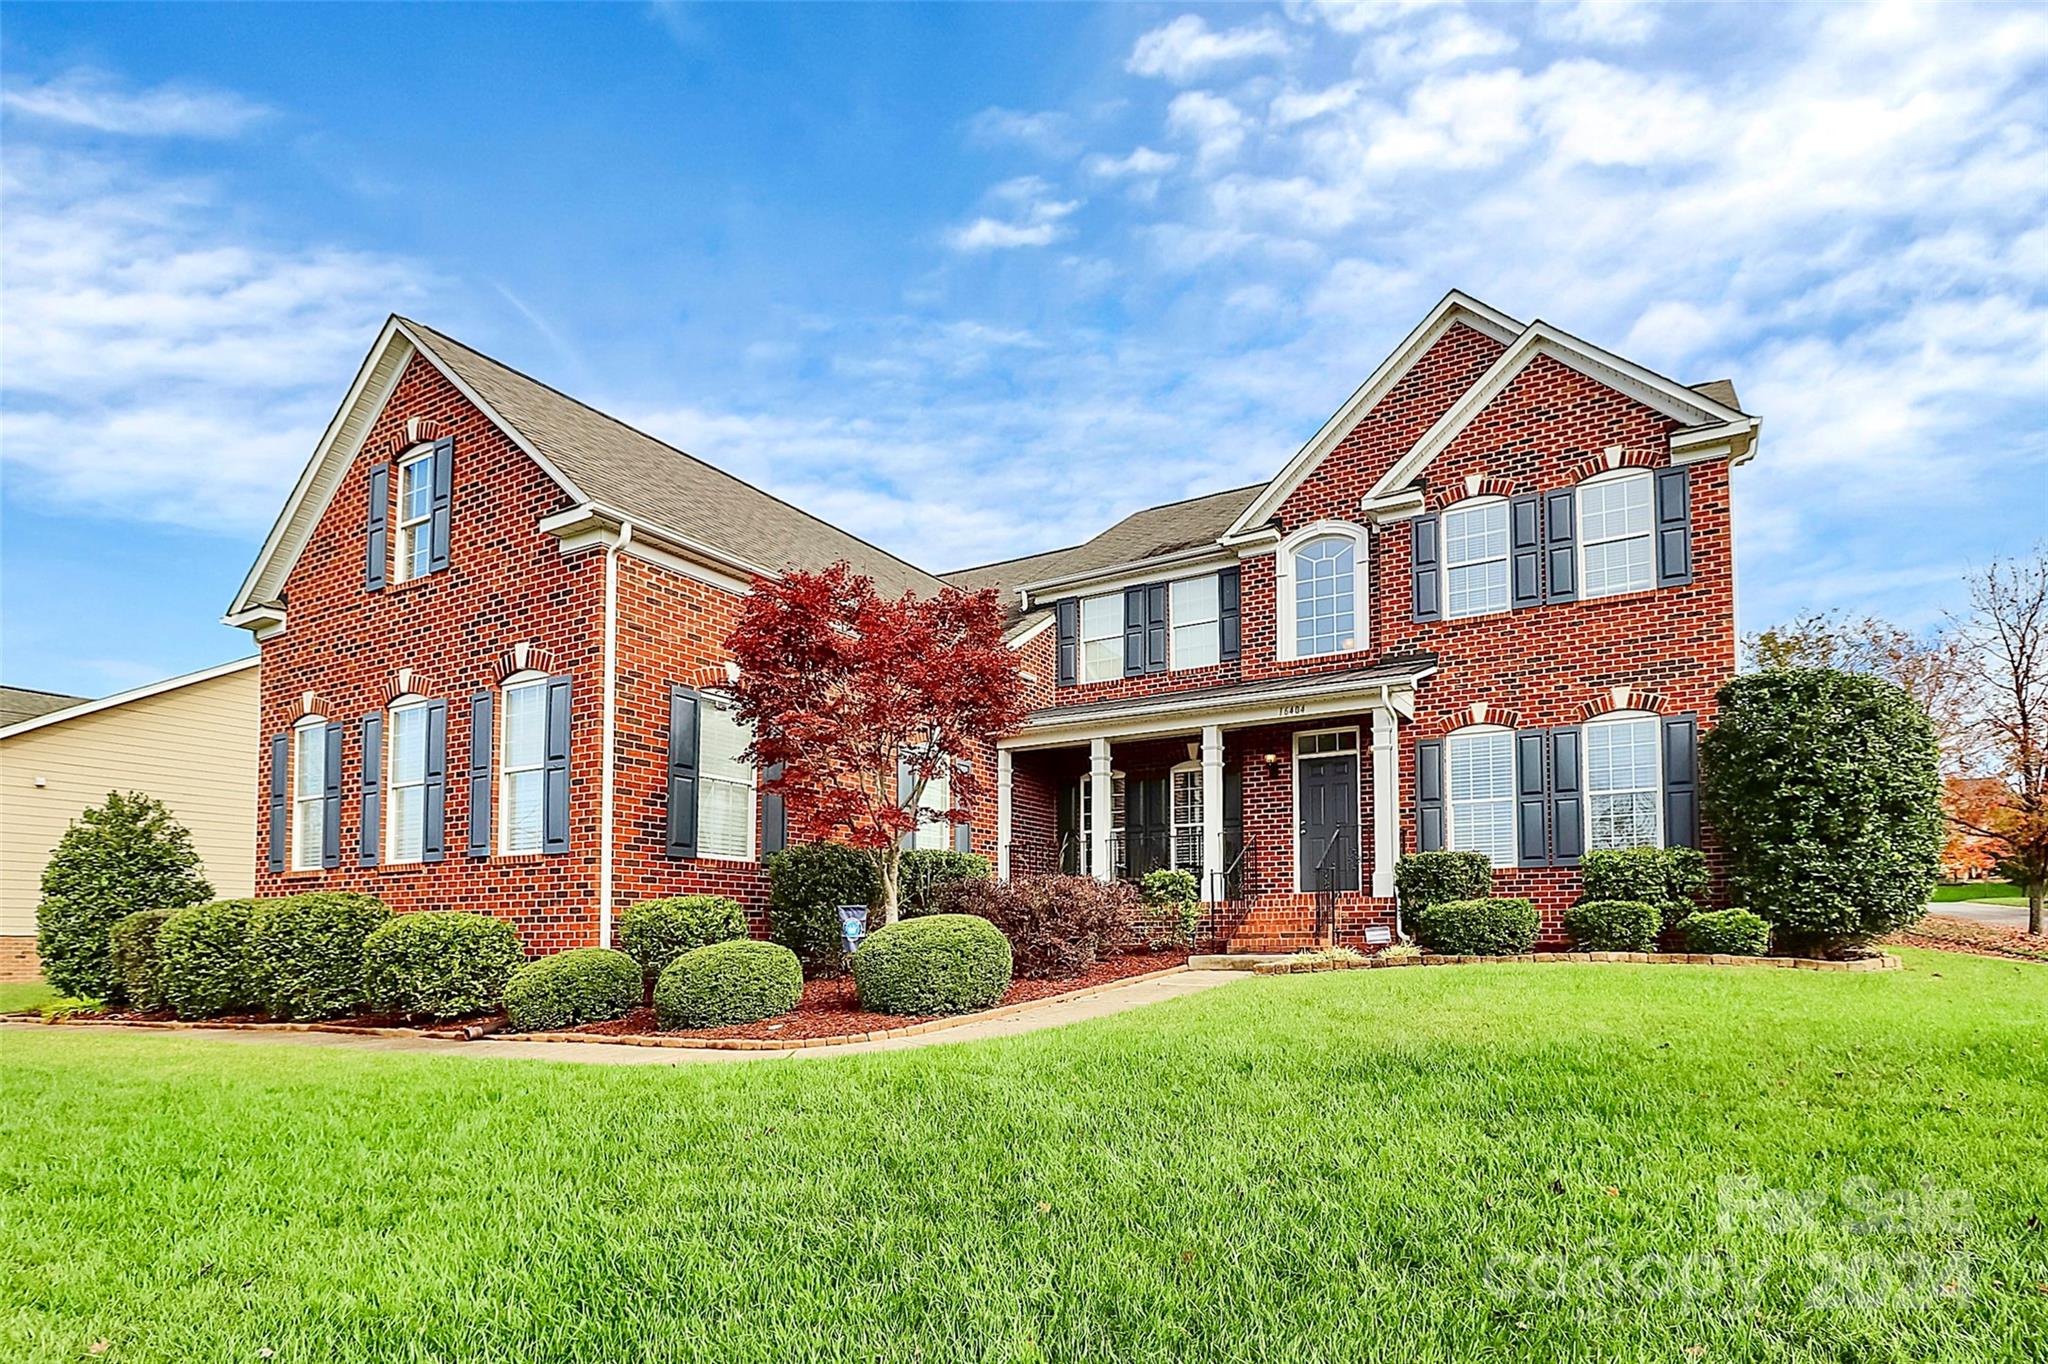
[{"xmin": 1930, "ymin": 899, "xmax": 2038, "ymax": 932}]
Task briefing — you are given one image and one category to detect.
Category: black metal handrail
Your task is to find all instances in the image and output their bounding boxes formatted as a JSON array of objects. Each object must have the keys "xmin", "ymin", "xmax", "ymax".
[{"xmin": 1312, "ymin": 823, "xmax": 1348, "ymax": 945}]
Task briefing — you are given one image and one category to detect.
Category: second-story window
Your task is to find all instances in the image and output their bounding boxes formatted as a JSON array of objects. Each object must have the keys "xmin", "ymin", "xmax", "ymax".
[
  {"xmin": 386, "ymin": 695, "xmax": 431, "ymax": 863},
  {"xmin": 1579, "ymin": 471, "xmax": 1655, "ymax": 598},
  {"xmin": 393, "ymin": 447, "xmax": 434, "ymax": 584},
  {"xmin": 1170, "ymin": 575, "xmax": 1220, "ymax": 669},
  {"xmin": 1080, "ymin": 591, "xmax": 1122, "ymax": 683},
  {"xmin": 1442, "ymin": 499, "xmax": 1509, "ymax": 619},
  {"xmin": 1293, "ymin": 536, "xmax": 1357, "ymax": 656}
]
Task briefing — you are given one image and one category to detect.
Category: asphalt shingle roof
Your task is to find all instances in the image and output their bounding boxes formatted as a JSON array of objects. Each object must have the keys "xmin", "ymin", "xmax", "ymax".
[{"xmin": 0, "ymin": 686, "xmax": 89, "ymax": 728}]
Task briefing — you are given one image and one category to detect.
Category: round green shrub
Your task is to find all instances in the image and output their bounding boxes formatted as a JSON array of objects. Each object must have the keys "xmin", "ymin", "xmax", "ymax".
[
  {"xmin": 36, "ymin": 791, "xmax": 213, "ymax": 1001},
  {"xmin": 157, "ymin": 899, "xmax": 261, "ymax": 1019},
  {"xmin": 504, "ymin": 948, "xmax": 642, "ymax": 1032},
  {"xmin": 249, "ymin": 892, "xmax": 389, "ymax": 1020},
  {"xmin": 766, "ymin": 842, "xmax": 879, "ymax": 969},
  {"xmin": 1394, "ymin": 852, "xmax": 1494, "ymax": 917},
  {"xmin": 1410, "ymin": 897, "xmax": 1539, "ymax": 956},
  {"xmin": 1701, "ymin": 668, "xmax": 1944, "ymax": 950},
  {"xmin": 616, "ymin": 895, "xmax": 747, "ymax": 982},
  {"xmin": 898, "ymin": 849, "xmax": 992, "ymax": 916},
  {"xmin": 362, "ymin": 912, "xmax": 525, "ymax": 1020},
  {"xmin": 1679, "ymin": 908, "xmax": 1773, "ymax": 956},
  {"xmin": 654, "ymin": 940, "xmax": 803, "ymax": 1029},
  {"xmin": 1579, "ymin": 848, "xmax": 1709, "ymax": 922},
  {"xmin": 108, "ymin": 908, "xmax": 178, "ymax": 1013},
  {"xmin": 1562, "ymin": 899, "xmax": 1663, "ymax": 952},
  {"xmin": 851, "ymin": 913, "xmax": 1013, "ymax": 1016}
]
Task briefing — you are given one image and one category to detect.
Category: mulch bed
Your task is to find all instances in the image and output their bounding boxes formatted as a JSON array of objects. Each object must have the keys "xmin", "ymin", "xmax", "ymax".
[
  {"xmin": 1885, "ymin": 914, "xmax": 2048, "ymax": 963},
  {"xmin": 571, "ymin": 948, "xmax": 1190, "ymax": 1042}
]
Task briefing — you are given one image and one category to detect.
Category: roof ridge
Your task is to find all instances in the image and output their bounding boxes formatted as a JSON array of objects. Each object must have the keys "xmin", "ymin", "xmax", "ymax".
[{"xmin": 938, "ymin": 481, "xmax": 1266, "ymax": 577}]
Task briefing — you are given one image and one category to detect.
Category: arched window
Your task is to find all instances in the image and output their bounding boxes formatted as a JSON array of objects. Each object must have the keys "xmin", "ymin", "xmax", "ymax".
[
  {"xmin": 291, "ymin": 714, "xmax": 328, "ymax": 871},
  {"xmin": 1444, "ymin": 725, "xmax": 1515, "ymax": 866},
  {"xmin": 1577, "ymin": 469, "xmax": 1655, "ymax": 598},
  {"xmin": 500, "ymin": 671, "xmax": 550, "ymax": 854},
  {"xmin": 1441, "ymin": 496, "xmax": 1510, "ymax": 619},
  {"xmin": 1584, "ymin": 711, "xmax": 1662, "ymax": 850},
  {"xmin": 1279, "ymin": 521, "xmax": 1368, "ymax": 659},
  {"xmin": 385, "ymin": 694, "xmax": 432, "ymax": 864}
]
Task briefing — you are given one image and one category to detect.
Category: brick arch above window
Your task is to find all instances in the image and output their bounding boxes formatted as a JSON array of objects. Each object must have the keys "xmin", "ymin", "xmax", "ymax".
[
  {"xmin": 676, "ymin": 661, "xmax": 730, "ymax": 691},
  {"xmin": 292, "ymin": 690, "xmax": 332, "ymax": 720},
  {"xmin": 384, "ymin": 667, "xmax": 442, "ymax": 703},
  {"xmin": 1567, "ymin": 447, "xmax": 1662, "ymax": 483},
  {"xmin": 1430, "ymin": 473, "xmax": 1523, "ymax": 510},
  {"xmin": 494, "ymin": 642, "xmax": 560, "ymax": 682},
  {"xmin": 1579, "ymin": 686, "xmax": 1669, "ymax": 721}
]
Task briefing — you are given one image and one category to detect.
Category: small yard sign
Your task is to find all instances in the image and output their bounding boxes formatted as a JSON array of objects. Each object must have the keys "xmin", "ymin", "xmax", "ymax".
[
  {"xmin": 1364, "ymin": 925, "xmax": 1393, "ymax": 945},
  {"xmin": 839, "ymin": 905, "xmax": 869, "ymax": 954}
]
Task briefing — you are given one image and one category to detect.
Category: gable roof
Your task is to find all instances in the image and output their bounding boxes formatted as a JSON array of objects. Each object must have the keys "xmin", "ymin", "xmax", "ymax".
[
  {"xmin": 0, "ymin": 686, "xmax": 90, "ymax": 729},
  {"xmin": 0, "ymin": 657, "xmax": 257, "ymax": 741}
]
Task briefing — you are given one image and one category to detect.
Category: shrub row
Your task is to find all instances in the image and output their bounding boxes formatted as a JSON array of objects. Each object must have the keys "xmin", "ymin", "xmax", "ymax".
[
  {"xmin": 765, "ymin": 843, "xmax": 991, "ymax": 971},
  {"xmin": 933, "ymin": 875, "xmax": 1139, "ymax": 978},
  {"xmin": 851, "ymin": 913, "xmax": 1012, "ymax": 1015}
]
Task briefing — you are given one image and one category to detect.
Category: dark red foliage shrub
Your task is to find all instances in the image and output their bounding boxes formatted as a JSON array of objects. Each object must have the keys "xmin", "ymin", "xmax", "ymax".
[{"xmin": 935, "ymin": 875, "xmax": 1142, "ymax": 978}]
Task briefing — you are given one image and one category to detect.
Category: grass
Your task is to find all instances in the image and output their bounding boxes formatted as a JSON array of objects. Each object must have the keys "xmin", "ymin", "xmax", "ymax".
[
  {"xmin": 1931, "ymin": 882, "xmax": 2030, "ymax": 904},
  {"xmin": 0, "ymin": 981, "xmax": 60, "ymax": 1014},
  {"xmin": 4, "ymin": 950, "xmax": 2044, "ymax": 1363}
]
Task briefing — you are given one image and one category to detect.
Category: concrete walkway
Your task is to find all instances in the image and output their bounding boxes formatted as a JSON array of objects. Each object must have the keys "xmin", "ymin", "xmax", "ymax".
[
  {"xmin": 1929, "ymin": 900, "xmax": 2040, "ymax": 933},
  {"xmin": 6, "ymin": 968, "xmax": 1246, "ymax": 1067}
]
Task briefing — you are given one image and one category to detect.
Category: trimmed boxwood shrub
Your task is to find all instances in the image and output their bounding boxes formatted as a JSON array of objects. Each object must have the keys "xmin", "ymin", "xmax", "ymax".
[
  {"xmin": 363, "ymin": 911, "xmax": 524, "ymax": 1020},
  {"xmin": 934, "ymin": 875, "xmax": 1140, "ymax": 978},
  {"xmin": 36, "ymin": 791, "xmax": 213, "ymax": 1002},
  {"xmin": 654, "ymin": 940, "xmax": 803, "ymax": 1029},
  {"xmin": 505, "ymin": 948, "xmax": 641, "ymax": 1032},
  {"xmin": 1410, "ymin": 897, "xmax": 1539, "ymax": 956},
  {"xmin": 1679, "ymin": 908, "xmax": 1772, "ymax": 956},
  {"xmin": 766, "ymin": 842, "xmax": 879, "ymax": 970},
  {"xmin": 1701, "ymin": 668, "xmax": 1944, "ymax": 950},
  {"xmin": 852, "ymin": 913, "xmax": 1013, "ymax": 1015},
  {"xmin": 1580, "ymin": 848, "xmax": 1708, "ymax": 922},
  {"xmin": 1563, "ymin": 899, "xmax": 1663, "ymax": 952},
  {"xmin": 109, "ymin": 908, "xmax": 178, "ymax": 1013},
  {"xmin": 899, "ymin": 850, "xmax": 993, "ymax": 916},
  {"xmin": 249, "ymin": 892, "xmax": 389, "ymax": 1021},
  {"xmin": 1139, "ymin": 868, "xmax": 1201, "ymax": 948},
  {"xmin": 1394, "ymin": 852, "xmax": 1493, "ymax": 917},
  {"xmin": 617, "ymin": 895, "xmax": 747, "ymax": 983},
  {"xmin": 157, "ymin": 899, "xmax": 260, "ymax": 1019}
]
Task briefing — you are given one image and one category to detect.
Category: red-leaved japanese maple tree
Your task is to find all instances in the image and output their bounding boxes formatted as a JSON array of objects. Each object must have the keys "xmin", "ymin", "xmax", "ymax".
[{"xmin": 723, "ymin": 561, "xmax": 1027, "ymax": 925}]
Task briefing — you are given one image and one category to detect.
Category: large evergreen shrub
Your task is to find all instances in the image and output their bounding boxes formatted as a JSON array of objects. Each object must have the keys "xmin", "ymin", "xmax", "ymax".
[
  {"xmin": 35, "ymin": 791, "xmax": 212, "ymax": 1001},
  {"xmin": 616, "ymin": 895, "xmax": 747, "ymax": 983},
  {"xmin": 362, "ymin": 912, "xmax": 524, "ymax": 1020},
  {"xmin": 249, "ymin": 892, "xmax": 389, "ymax": 1021},
  {"xmin": 851, "ymin": 913, "xmax": 1013, "ymax": 1015},
  {"xmin": 1394, "ymin": 852, "xmax": 1493, "ymax": 917},
  {"xmin": 765, "ymin": 842, "xmax": 878, "ymax": 970},
  {"xmin": 898, "ymin": 850, "xmax": 992, "ymax": 916},
  {"xmin": 504, "ymin": 948, "xmax": 641, "ymax": 1032},
  {"xmin": 653, "ymin": 940, "xmax": 803, "ymax": 1029},
  {"xmin": 157, "ymin": 899, "xmax": 261, "ymax": 1019},
  {"xmin": 108, "ymin": 908, "xmax": 179, "ymax": 1013}
]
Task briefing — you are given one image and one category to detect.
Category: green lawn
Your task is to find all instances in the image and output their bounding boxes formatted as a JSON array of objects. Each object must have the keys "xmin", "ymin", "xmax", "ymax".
[
  {"xmin": 1931, "ymin": 882, "xmax": 2029, "ymax": 904},
  {"xmin": 0, "ymin": 981, "xmax": 59, "ymax": 1014},
  {"xmin": 5, "ymin": 950, "xmax": 2044, "ymax": 1363}
]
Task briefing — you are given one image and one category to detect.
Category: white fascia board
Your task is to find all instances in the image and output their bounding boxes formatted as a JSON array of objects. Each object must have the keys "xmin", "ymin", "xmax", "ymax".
[
  {"xmin": 1018, "ymin": 545, "xmax": 1238, "ymax": 609},
  {"xmin": 999, "ymin": 671, "xmax": 1432, "ymax": 750},
  {"xmin": 538, "ymin": 503, "xmax": 763, "ymax": 594},
  {"xmin": 1222, "ymin": 290, "xmax": 1524, "ymax": 541},
  {"xmin": 0, "ymin": 656, "xmax": 261, "ymax": 741},
  {"xmin": 1006, "ymin": 614, "xmax": 1055, "ymax": 650}
]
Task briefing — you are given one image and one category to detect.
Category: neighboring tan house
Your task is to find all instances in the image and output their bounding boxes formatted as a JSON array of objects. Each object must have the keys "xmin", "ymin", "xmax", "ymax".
[
  {"xmin": 224, "ymin": 289, "xmax": 1755, "ymax": 953},
  {"xmin": 0, "ymin": 658, "xmax": 261, "ymax": 980},
  {"xmin": 0, "ymin": 687, "xmax": 87, "ymax": 728}
]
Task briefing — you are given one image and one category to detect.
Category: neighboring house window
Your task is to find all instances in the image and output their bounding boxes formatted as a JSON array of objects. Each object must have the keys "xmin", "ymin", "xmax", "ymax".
[
  {"xmin": 1585, "ymin": 714, "xmax": 1662, "ymax": 850},
  {"xmin": 1293, "ymin": 536, "xmax": 1357, "ymax": 656},
  {"xmin": 1076, "ymin": 772, "xmax": 1127, "ymax": 875},
  {"xmin": 385, "ymin": 695, "xmax": 430, "ymax": 864},
  {"xmin": 393, "ymin": 446, "xmax": 435, "ymax": 584},
  {"xmin": 1170, "ymin": 575, "xmax": 1221, "ymax": 670},
  {"xmin": 1080, "ymin": 591, "xmax": 1122, "ymax": 683},
  {"xmin": 500, "ymin": 673, "xmax": 549, "ymax": 853},
  {"xmin": 697, "ymin": 696, "xmax": 756, "ymax": 860},
  {"xmin": 1171, "ymin": 763, "xmax": 1203, "ymax": 872},
  {"xmin": 912, "ymin": 765, "xmax": 952, "ymax": 851},
  {"xmin": 1579, "ymin": 471, "xmax": 1655, "ymax": 598},
  {"xmin": 1442, "ymin": 498, "xmax": 1510, "ymax": 619},
  {"xmin": 1445, "ymin": 728, "xmax": 1516, "ymax": 867},
  {"xmin": 291, "ymin": 716, "xmax": 326, "ymax": 871}
]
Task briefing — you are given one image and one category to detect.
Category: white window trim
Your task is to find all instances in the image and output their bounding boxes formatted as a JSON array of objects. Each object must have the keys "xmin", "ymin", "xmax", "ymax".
[
  {"xmin": 1167, "ymin": 574, "xmax": 1221, "ymax": 672},
  {"xmin": 1169, "ymin": 759, "xmax": 1203, "ymax": 873},
  {"xmin": 1576, "ymin": 468, "xmax": 1656, "ymax": 601},
  {"xmin": 1440, "ymin": 495, "xmax": 1512, "ymax": 621},
  {"xmin": 291, "ymin": 715, "xmax": 327, "ymax": 872},
  {"xmin": 1076, "ymin": 769, "xmax": 1126, "ymax": 876},
  {"xmin": 1275, "ymin": 520, "xmax": 1369, "ymax": 662},
  {"xmin": 1290, "ymin": 725, "xmax": 1361, "ymax": 891},
  {"xmin": 499, "ymin": 670, "xmax": 550, "ymax": 855},
  {"xmin": 392, "ymin": 444, "xmax": 435, "ymax": 585},
  {"xmin": 1443, "ymin": 723, "xmax": 1516, "ymax": 868},
  {"xmin": 1079, "ymin": 590, "xmax": 1123, "ymax": 684},
  {"xmin": 384, "ymin": 693, "xmax": 430, "ymax": 865},
  {"xmin": 1582, "ymin": 710, "xmax": 1665, "ymax": 852},
  {"xmin": 695, "ymin": 695, "xmax": 758, "ymax": 862}
]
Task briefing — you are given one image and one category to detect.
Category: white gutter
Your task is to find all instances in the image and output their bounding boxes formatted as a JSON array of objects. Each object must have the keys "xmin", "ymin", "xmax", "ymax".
[{"xmin": 598, "ymin": 521, "xmax": 630, "ymax": 947}]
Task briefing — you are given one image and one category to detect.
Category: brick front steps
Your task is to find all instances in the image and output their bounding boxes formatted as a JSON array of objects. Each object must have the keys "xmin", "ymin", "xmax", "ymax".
[{"xmin": 1246, "ymin": 951, "xmax": 1902, "ymax": 975}]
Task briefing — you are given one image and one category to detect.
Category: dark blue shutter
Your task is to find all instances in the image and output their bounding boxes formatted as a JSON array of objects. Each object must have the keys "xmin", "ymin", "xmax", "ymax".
[
  {"xmin": 1549, "ymin": 727, "xmax": 1583, "ymax": 866},
  {"xmin": 1054, "ymin": 597, "xmax": 1079, "ymax": 688},
  {"xmin": 1416, "ymin": 738, "xmax": 1444, "ymax": 852},
  {"xmin": 1510, "ymin": 493, "xmax": 1541, "ymax": 609},
  {"xmin": 359, "ymin": 713, "xmax": 383, "ymax": 868},
  {"xmin": 267, "ymin": 733, "xmax": 288, "ymax": 873},
  {"xmin": 365, "ymin": 462, "xmax": 389, "ymax": 592},
  {"xmin": 1662, "ymin": 712, "xmax": 1699, "ymax": 848},
  {"xmin": 665, "ymin": 687, "xmax": 699, "ymax": 859},
  {"xmin": 1515, "ymin": 729, "xmax": 1549, "ymax": 867},
  {"xmin": 467, "ymin": 690, "xmax": 493, "ymax": 858},
  {"xmin": 542, "ymin": 674, "xmax": 571, "ymax": 854},
  {"xmin": 1218, "ymin": 566, "xmax": 1241, "ymax": 661},
  {"xmin": 427, "ymin": 437, "xmax": 453, "ymax": 574},
  {"xmin": 1543, "ymin": 489, "xmax": 1577, "ymax": 603},
  {"xmin": 760, "ymin": 761, "xmax": 787, "ymax": 859},
  {"xmin": 422, "ymin": 699, "xmax": 447, "ymax": 863},
  {"xmin": 1655, "ymin": 467, "xmax": 1692, "ymax": 586},
  {"xmin": 1411, "ymin": 516, "xmax": 1442, "ymax": 622},
  {"xmin": 1123, "ymin": 587, "xmax": 1146, "ymax": 677},
  {"xmin": 1145, "ymin": 584, "xmax": 1168, "ymax": 673},
  {"xmin": 952, "ymin": 759, "xmax": 973, "ymax": 854},
  {"xmin": 321, "ymin": 722, "xmax": 343, "ymax": 870}
]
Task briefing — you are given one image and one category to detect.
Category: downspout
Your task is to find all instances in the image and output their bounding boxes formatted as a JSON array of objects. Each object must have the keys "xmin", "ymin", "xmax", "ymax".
[{"xmin": 598, "ymin": 521, "xmax": 631, "ymax": 946}]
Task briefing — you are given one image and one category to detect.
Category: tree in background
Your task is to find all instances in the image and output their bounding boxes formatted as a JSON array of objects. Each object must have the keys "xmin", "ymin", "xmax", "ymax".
[
  {"xmin": 1743, "ymin": 611, "xmax": 1972, "ymax": 761},
  {"xmin": 724, "ymin": 562, "xmax": 1026, "ymax": 926},
  {"xmin": 1947, "ymin": 550, "xmax": 2047, "ymax": 934},
  {"xmin": 36, "ymin": 790, "xmax": 213, "ymax": 1000}
]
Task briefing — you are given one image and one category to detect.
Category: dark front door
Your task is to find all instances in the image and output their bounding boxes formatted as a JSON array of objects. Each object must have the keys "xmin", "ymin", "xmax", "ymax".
[
  {"xmin": 1126, "ymin": 776, "xmax": 1170, "ymax": 879},
  {"xmin": 1298, "ymin": 755, "xmax": 1361, "ymax": 892}
]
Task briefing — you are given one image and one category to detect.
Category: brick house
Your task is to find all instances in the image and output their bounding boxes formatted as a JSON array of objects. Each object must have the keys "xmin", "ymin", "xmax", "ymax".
[{"xmin": 227, "ymin": 290, "xmax": 1756, "ymax": 952}]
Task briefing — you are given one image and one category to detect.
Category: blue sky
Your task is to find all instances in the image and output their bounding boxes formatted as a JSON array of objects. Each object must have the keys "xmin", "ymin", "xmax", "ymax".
[{"xmin": 3, "ymin": 1, "xmax": 2044, "ymax": 698}]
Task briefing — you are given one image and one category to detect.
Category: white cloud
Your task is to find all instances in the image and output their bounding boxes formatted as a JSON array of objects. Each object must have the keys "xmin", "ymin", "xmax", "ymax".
[
  {"xmin": 944, "ymin": 177, "xmax": 1081, "ymax": 252},
  {"xmin": 1085, "ymin": 146, "xmax": 1180, "ymax": 179},
  {"xmin": 1369, "ymin": 13, "xmax": 1517, "ymax": 75},
  {"xmin": 1, "ymin": 68, "xmax": 270, "ymax": 138},
  {"xmin": 1167, "ymin": 91, "xmax": 1251, "ymax": 169},
  {"xmin": 1269, "ymin": 81, "xmax": 1363, "ymax": 126},
  {"xmin": 966, "ymin": 106, "xmax": 1075, "ymax": 153},
  {"xmin": 1536, "ymin": 0, "xmax": 1658, "ymax": 46},
  {"xmin": 1127, "ymin": 16, "xmax": 1291, "ymax": 82}
]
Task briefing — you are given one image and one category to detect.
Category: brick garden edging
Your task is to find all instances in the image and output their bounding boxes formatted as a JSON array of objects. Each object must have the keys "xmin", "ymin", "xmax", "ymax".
[
  {"xmin": 1251, "ymin": 951, "xmax": 1902, "ymax": 975},
  {"xmin": 17, "ymin": 1015, "xmax": 508, "ymax": 1040},
  {"xmin": 495, "ymin": 964, "xmax": 1194, "ymax": 1052}
]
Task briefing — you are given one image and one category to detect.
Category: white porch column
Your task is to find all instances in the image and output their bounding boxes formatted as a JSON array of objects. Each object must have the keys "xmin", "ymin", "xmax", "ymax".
[
  {"xmin": 1088, "ymin": 737, "xmax": 1114, "ymax": 882},
  {"xmin": 1200, "ymin": 724, "xmax": 1225, "ymax": 903},
  {"xmin": 1371, "ymin": 706, "xmax": 1399, "ymax": 898},
  {"xmin": 995, "ymin": 747, "xmax": 1014, "ymax": 883}
]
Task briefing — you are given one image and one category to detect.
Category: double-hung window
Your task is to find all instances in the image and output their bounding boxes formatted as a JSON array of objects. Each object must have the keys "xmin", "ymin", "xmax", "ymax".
[
  {"xmin": 1293, "ymin": 537, "xmax": 1356, "ymax": 656},
  {"xmin": 1171, "ymin": 765, "xmax": 1203, "ymax": 872},
  {"xmin": 1579, "ymin": 471, "xmax": 1655, "ymax": 598},
  {"xmin": 1585, "ymin": 715, "xmax": 1661, "ymax": 850},
  {"xmin": 1080, "ymin": 592, "xmax": 1122, "ymax": 683},
  {"xmin": 394, "ymin": 448, "xmax": 434, "ymax": 584},
  {"xmin": 1076, "ymin": 773, "xmax": 1127, "ymax": 876},
  {"xmin": 1445, "ymin": 728, "xmax": 1516, "ymax": 866},
  {"xmin": 697, "ymin": 697, "xmax": 756, "ymax": 859},
  {"xmin": 291, "ymin": 718, "xmax": 326, "ymax": 871},
  {"xmin": 1170, "ymin": 576, "xmax": 1220, "ymax": 669},
  {"xmin": 386, "ymin": 697, "xmax": 430, "ymax": 863},
  {"xmin": 1442, "ymin": 499, "xmax": 1510, "ymax": 618},
  {"xmin": 912, "ymin": 765, "xmax": 953, "ymax": 852},
  {"xmin": 500, "ymin": 675, "xmax": 549, "ymax": 853}
]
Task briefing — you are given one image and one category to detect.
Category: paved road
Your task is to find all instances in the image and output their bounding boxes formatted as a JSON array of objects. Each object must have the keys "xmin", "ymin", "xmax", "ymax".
[{"xmin": 1929, "ymin": 900, "xmax": 2039, "ymax": 932}]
